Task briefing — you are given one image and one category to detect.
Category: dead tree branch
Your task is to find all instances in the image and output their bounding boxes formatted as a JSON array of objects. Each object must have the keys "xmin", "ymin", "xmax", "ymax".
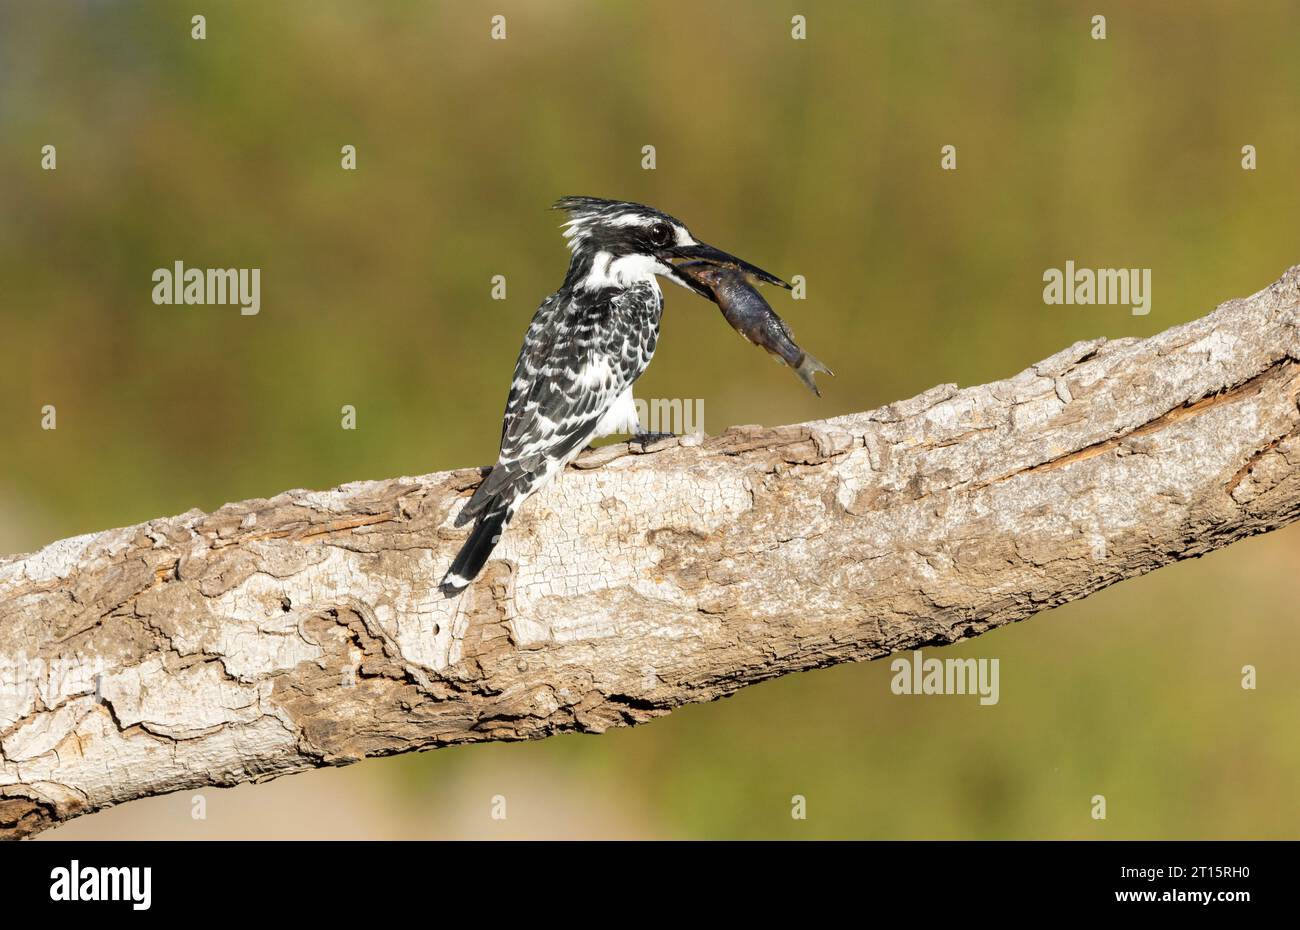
[{"xmin": 4, "ymin": 266, "xmax": 1300, "ymax": 839}]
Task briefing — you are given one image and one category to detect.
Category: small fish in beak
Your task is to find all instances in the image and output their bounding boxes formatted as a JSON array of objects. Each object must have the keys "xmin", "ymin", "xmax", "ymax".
[{"xmin": 677, "ymin": 261, "xmax": 833, "ymax": 397}]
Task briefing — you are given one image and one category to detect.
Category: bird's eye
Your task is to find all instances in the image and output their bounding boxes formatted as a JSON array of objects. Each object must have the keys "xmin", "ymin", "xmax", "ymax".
[{"xmin": 650, "ymin": 223, "xmax": 673, "ymax": 247}]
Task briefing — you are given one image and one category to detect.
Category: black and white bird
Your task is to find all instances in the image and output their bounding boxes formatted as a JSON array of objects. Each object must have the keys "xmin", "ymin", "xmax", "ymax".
[{"xmin": 440, "ymin": 196, "xmax": 789, "ymax": 594}]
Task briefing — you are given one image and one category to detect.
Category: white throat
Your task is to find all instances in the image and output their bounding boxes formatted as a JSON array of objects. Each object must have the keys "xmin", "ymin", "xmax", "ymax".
[{"xmin": 580, "ymin": 251, "xmax": 669, "ymax": 291}]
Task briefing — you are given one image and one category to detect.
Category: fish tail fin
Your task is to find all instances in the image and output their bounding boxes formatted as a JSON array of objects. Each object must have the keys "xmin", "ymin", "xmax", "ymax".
[{"xmin": 795, "ymin": 351, "xmax": 834, "ymax": 397}]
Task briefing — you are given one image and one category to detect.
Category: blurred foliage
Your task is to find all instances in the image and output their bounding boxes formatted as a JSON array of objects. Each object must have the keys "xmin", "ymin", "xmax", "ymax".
[{"xmin": 4, "ymin": 1, "xmax": 1298, "ymax": 838}]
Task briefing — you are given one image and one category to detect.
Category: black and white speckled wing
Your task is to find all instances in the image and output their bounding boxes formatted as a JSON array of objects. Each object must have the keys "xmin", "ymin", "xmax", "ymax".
[
  {"xmin": 498, "ymin": 293, "xmax": 618, "ymax": 463},
  {"xmin": 454, "ymin": 282, "xmax": 662, "ymax": 529}
]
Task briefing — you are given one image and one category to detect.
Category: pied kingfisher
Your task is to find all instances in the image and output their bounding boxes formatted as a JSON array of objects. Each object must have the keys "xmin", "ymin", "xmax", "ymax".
[{"xmin": 441, "ymin": 196, "xmax": 789, "ymax": 594}]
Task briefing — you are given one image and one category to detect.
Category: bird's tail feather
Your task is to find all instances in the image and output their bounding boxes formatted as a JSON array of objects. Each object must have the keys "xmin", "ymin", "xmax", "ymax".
[
  {"xmin": 441, "ymin": 505, "xmax": 509, "ymax": 595},
  {"xmin": 455, "ymin": 461, "xmax": 524, "ymax": 527},
  {"xmin": 444, "ymin": 433, "xmax": 590, "ymax": 594}
]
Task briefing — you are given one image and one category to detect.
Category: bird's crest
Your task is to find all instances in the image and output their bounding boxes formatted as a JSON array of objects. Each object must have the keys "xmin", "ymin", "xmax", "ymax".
[{"xmin": 552, "ymin": 196, "xmax": 678, "ymax": 253}]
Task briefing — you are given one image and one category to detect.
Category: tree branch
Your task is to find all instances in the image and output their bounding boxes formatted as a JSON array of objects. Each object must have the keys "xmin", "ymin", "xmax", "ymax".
[{"xmin": 4, "ymin": 267, "xmax": 1300, "ymax": 839}]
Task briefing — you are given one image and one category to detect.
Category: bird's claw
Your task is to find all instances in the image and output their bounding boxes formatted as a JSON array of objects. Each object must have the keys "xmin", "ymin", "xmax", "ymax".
[{"xmin": 631, "ymin": 431, "xmax": 676, "ymax": 451}]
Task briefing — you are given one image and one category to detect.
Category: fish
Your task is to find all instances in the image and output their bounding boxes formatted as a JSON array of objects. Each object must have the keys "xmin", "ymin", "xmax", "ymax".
[{"xmin": 677, "ymin": 260, "xmax": 833, "ymax": 396}]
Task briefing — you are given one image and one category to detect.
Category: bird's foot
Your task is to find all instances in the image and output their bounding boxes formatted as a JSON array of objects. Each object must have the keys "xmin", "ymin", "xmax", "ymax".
[{"xmin": 630, "ymin": 431, "xmax": 677, "ymax": 452}]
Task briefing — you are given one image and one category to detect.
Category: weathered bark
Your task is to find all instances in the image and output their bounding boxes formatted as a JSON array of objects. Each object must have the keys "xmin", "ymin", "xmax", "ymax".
[{"xmin": 4, "ymin": 267, "xmax": 1300, "ymax": 839}]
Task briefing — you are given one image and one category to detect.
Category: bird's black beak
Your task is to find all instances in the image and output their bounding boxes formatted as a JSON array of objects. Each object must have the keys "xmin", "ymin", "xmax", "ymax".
[{"xmin": 661, "ymin": 242, "xmax": 791, "ymax": 297}]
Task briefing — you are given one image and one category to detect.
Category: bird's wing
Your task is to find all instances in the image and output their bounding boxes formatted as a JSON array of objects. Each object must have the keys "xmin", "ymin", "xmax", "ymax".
[
  {"xmin": 456, "ymin": 289, "xmax": 639, "ymax": 525},
  {"xmin": 502, "ymin": 291, "xmax": 628, "ymax": 449}
]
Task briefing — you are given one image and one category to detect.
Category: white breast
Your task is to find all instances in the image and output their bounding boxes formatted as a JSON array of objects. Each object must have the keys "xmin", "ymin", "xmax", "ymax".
[{"xmin": 591, "ymin": 386, "xmax": 640, "ymax": 439}]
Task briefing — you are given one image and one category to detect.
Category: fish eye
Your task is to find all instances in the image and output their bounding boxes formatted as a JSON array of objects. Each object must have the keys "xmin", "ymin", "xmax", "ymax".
[{"xmin": 649, "ymin": 222, "xmax": 673, "ymax": 247}]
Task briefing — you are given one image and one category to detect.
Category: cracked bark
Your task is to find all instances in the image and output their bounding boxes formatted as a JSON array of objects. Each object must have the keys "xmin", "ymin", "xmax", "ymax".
[{"xmin": 4, "ymin": 266, "xmax": 1300, "ymax": 839}]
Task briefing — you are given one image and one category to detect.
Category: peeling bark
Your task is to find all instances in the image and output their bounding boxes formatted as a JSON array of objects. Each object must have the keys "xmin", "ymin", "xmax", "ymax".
[{"xmin": 4, "ymin": 266, "xmax": 1300, "ymax": 839}]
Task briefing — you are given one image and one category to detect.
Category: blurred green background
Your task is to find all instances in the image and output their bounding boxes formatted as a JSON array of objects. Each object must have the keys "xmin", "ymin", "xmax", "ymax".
[{"xmin": 3, "ymin": 0, "xmax": 1298, "ymax": 838}]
